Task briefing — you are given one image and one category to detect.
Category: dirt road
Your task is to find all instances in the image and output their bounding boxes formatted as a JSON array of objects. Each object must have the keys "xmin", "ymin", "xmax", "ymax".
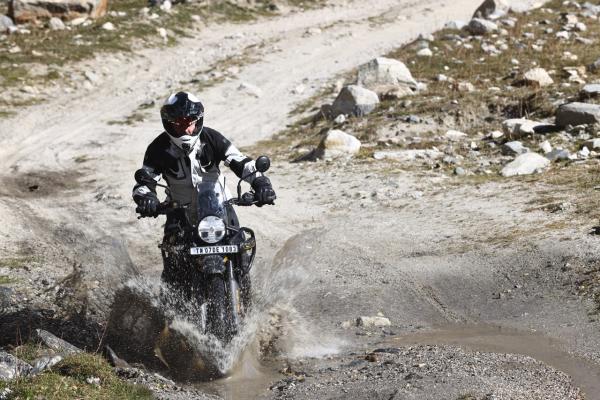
[{"xmin": 2, "ymin": 0, "xmax": 599, "ymax": 398}]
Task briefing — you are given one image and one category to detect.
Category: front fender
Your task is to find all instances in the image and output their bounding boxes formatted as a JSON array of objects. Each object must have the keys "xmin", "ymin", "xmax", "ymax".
[{"xmin": 199, "ymin": 255, "xmax": 225, "ymax": 274}]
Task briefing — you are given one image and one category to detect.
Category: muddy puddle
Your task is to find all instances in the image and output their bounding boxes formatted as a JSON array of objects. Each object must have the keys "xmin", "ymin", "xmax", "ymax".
[{"xmin": 387, "ymin": 324, "xmax": 600, "ymax": 400}]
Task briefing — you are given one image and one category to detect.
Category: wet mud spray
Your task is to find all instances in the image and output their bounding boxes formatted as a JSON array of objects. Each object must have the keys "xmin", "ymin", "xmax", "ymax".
[
  {"xmin": 388, "ymin": 324, "xmax": 600, "ymax": 400},
  {"xmin": 106, "ymin": 232, "xmax": 343, "ymax": 398}
]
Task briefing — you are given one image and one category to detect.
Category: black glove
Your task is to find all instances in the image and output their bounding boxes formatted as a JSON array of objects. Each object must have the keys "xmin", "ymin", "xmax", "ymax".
[
  {"xmin": 251, "ymin": 176, "xmax": 276, "ymax": 207},
  {"xmin": 135, "ymin": 193, "xmax": 160, "ymax": 217}
]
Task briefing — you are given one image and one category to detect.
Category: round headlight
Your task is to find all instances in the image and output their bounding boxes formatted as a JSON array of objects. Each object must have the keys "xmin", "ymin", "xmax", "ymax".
[{"xmin": 198, "ymin": 216, "xmax": 225, "ymax": 244}]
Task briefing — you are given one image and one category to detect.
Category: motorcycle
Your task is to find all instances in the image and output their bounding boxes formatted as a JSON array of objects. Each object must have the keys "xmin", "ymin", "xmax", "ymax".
[{"xmin": 134, "ymin": 156, "xmax": 272, "ymax": 344}]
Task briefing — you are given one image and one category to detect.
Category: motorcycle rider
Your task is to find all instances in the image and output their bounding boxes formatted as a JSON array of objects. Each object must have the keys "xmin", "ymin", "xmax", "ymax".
[{"xmin": 133, "ymin": 91, "xmax": 276, "ymax": 291}]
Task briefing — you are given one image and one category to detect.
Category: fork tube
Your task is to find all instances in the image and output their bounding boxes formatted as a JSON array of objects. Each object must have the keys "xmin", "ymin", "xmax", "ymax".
[{"xmin": 227, "ymin": 260, "xmax": 240, "ymax": 328}]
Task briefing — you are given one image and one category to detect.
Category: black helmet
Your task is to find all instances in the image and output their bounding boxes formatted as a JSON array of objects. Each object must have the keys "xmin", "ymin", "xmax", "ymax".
[{"xmin": 160, "ymin": 91, "xmax": 204, "ymax": 140}]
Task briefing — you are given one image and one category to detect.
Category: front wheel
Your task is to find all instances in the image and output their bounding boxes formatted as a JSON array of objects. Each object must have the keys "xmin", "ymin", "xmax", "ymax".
[{"xmin": 206, "ymin": 276, "xmax": 238, "ymax": 343}]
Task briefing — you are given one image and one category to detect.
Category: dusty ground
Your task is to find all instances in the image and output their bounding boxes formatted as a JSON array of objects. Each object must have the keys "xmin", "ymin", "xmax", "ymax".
[{"xmin": 2, "ymin": 0, "xmax": 600, "ymax": 399}]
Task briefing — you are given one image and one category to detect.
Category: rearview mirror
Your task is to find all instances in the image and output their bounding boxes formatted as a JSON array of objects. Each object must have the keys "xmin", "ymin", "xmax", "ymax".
[{"xmin": 255, "ymin": 156, "xmax": 270, "ymax": 173}]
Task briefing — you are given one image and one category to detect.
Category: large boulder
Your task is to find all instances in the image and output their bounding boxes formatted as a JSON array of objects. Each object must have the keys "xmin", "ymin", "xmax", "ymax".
[
  {"xmin": 522, "ymin": 68, "xmax": 553, "ymax": 87},
  {"xmin": 9, "ymin": 0, "xmax": 108, "ymax": 23},
  {"xmin": 356, "ymin": 57, "xmax": 417, "ymax": 91},
  {"xmin": 0, "ymin": 351, "xmax": 32, "ymax": 381},
  {"xmin": 315, "ymin": 129, "xmax": 361, "ymax": 159},
  {"xmin": 331, "ymin": 85, "xmax": 379, "ymax": 117},
  {"xmin": 502, "ymin": 118, "xmax": 546, "ymax": 138},
  {"xmin": 555, "ymin": 102, "xmax": 600, "ymax": 127},
  {"xmin": 501, "ymin": 153, "xmax": 550, "ymax": 177}
]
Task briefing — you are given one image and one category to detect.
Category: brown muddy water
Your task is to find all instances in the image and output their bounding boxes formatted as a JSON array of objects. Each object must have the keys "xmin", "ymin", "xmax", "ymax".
[{"xmin": 388, "ymin": 324, "xmax": 600, "ymax": 400}]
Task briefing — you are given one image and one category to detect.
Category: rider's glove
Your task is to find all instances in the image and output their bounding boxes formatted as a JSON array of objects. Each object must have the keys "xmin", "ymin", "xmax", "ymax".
[
  {"xmin": 251, "ymin": 176, "xmax": 276, "ymax": 207},
  {"xmin": 135, "ymin": 193, "xmax": 160, "ymax": 217}
]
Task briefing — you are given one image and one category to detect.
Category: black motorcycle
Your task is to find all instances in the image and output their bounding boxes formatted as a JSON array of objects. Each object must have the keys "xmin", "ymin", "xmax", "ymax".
[{"xmin": 134, "ymin": 156, "xmax": 272, "ymax": 343}]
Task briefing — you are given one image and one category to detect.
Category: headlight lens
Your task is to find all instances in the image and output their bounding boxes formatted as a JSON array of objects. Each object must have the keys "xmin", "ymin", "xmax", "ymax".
[{"xmin": 198, "ymin": 216, "xmax": 225, "ymax": 244}]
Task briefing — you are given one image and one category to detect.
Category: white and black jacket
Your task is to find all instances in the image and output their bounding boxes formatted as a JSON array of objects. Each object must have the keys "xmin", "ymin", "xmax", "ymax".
[{"xmin": 133, "ymin": 127, "xmax": 262, "ymax": 205}]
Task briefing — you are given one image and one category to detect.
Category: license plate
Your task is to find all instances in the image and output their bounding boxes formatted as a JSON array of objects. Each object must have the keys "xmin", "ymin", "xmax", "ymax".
[{"xmin": 190, "ymin": 245, "xmax": 239, "ymax": 255}]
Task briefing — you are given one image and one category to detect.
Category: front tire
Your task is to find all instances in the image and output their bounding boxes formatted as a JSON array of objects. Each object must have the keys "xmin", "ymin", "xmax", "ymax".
[{"xmin": 206, "ymin": 277, "xmax": 236, "ymax": 342}]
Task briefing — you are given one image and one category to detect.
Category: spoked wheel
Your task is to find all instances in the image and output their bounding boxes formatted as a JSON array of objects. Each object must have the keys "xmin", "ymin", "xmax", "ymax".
[{"xmin": 206, "ymin": 276, "xmax": 237, "ymax": 343}]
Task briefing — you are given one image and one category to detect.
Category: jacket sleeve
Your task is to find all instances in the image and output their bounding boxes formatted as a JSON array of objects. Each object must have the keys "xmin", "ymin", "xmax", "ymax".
[
  {"xmin": 132, "ymin": 144, "xmax": 163, "ymax": 202},
  {"xmin": 205, "ymin": 128, "xmax": 263, "ymax": 184}
]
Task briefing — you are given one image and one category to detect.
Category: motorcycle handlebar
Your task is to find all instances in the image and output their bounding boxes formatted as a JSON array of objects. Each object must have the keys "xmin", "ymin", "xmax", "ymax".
[{"xmin": 136, "ymin": 201, "xmax": 184, "ymax": 218}]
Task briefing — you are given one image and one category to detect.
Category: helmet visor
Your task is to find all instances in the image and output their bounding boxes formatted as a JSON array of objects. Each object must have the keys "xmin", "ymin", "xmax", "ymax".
[{"xmin": 169, "ymin": 116, "xmax": 200, "ymax": 137}]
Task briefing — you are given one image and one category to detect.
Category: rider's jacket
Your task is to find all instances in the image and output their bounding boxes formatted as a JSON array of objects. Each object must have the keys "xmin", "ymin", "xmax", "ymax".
[{"xmin": 132, "ymin": 126, "xmax": 261, "ymax": 207}]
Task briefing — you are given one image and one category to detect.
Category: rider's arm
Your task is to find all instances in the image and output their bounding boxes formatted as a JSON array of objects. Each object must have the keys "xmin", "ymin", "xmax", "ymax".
[{"xmin": 132, "ymin": 137, "xmax": 165, "ymax": 203}]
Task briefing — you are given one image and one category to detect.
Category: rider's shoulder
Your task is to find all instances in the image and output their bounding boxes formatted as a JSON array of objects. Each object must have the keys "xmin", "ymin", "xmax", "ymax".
[{"xmin": 148, "ymin": 131, "xmax": 171, "ymax": 149}]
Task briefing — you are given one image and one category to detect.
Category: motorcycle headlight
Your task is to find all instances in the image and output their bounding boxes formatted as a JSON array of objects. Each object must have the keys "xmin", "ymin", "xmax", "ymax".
[{"xmin": 198, "ymin": 216, "xmax": 225, "ymax": 244}]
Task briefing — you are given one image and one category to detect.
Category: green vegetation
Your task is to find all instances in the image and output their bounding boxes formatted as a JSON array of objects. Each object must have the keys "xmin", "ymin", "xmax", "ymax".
[
  {"xmin": 0, "ymin": 275, "xmax": 17, "ymax": 284},
  {"xmin": 0, "ymin": 353, "xmax": 153, "ymax": 400},
  {"xmin": 0, "ymin": 256, "xmax": 37, "ymax": 269}
]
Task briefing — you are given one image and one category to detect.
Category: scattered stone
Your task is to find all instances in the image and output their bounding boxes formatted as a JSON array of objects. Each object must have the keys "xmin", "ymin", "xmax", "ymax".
[
  {"xmin": 157, "ymin": 27, "xmax": 167, "ymax": 40},
  {"xmin": 584, "ymin": 138, "xmax": 600, "ymax": 150},
  {"xmin": 501, "ymin": 153, "xmax": 550, "ymax": 177},
  {"xmin": 436, "ymin": 74, "xmax": 448, "ymax": 82},
  {"xmin": 502, "ymin": 118, "xmax": 546, "ymax": 138},
  {"xmin": 545, "ymin": 148, "xmax": 570, "ymax": 161},
  {"xmin": 331, "ymin": 85, "xmax": 379, "ymax": 117},
  {"xmin": 445, "ymin": 130, "xmax": 467, "ymax": 141},
  {"xmin": 9, "ymin": 0, "xmax": 108, "ymax": 23},
  {"xmin": 0, "ymin": 351, "xmax": 32, "ymax": 380},
  {"xmin": 540, "ymin": 140, "xmax": 552, "ymax": 153},
  {"xmin": 454, "ymin": 167, "xmax": 466, "ymax": 176},
  {"xmin": 35, "ymin": 329, "xmax": 81, "ymax": 354},
  {"xmin": 333, "ymin": 114, "xmax": 346, "ymax": 124},
  {"xmin": 238, "ymin": 82, "xmax": 262, "ymax": 98},
  {"xmin": 589, "ymin": 57, "xmax": 600, "ymax": 72},
  {"xmin": 416, "ymin": 48, "xmax": 433, "ymax": 57},
  {"xmin": 522, "ymin": 68, "xmax": 553, "ymax": 87},
  {"xmin": 501, "ymin": 141, "xmax": 529, "ymax": 155},
  {"xmin": 444, "ymin": 20, "xmax": 466, "ymax": 30},
  {"xmin": 357, "ymin": 316, "xmax": 391, "ymax": 328},
  {"xmin": 556, "ymin": 102, "xmax": 600, "ymax": 127},
  {"xmin": 0, "ymin": 15, "xmax": 15, "ymax": 33},
  {"xmin": 457, "ymin": 82, "xmax": 475, "ymax": 92},
  {"xmin": 473, "ymin": 0, "xmax": 509, "ymax": 19},
  {"xmin": 31, "ymin": 355, "xmax": 63, "ymax": 374},
  {"xmin": 48, "ymin": 16, "xmax": 64, "ymax": 30},
  {"xmin": 580, "ymin": 84, "xmax": 600, "ymax": 98},
  {"xmin": 379, "ymin": 84, "xmax": 414, "ymax": 100},
  {"xmin": 84, "ymin": 70, "xmax": 99, "ymax": 84},
  {"xmin": 405, "ymin": 115, "xmax": 421, "ymax": 124},
  {"xmin": 315, "ymin": 129, "xmax": 361, "ymax": 159},
  {"xmin": 101, "ymin": 21, "xmax": 115, "ymax": 31},
  {"xmin": 556, "ymin": 30, "xmax": 570, "ymax": 40},
  {"xmin": 292, "ymin": 84, "xmax": 305, "ymax": 95},
  {"xmin": 356, "ymin": 57, "xmax": 417, "ymax": 91},
  {"xmin": 488, "ymin": 130, "xmax": 504, "ymax": 140},
  {"xmin": 70, "ymin": 16, "xmax": 86, "ymax": 26},
  {"xmin": 465, "ymin": 18, "xmax": 498, "ymax": 35},
  {"xmin": 579, "ymin": 146, "xmax": 591, "ymax": 158},
  {"xmin": 373, "ymin": 149, "xmax": 443, "ymax": 161}
]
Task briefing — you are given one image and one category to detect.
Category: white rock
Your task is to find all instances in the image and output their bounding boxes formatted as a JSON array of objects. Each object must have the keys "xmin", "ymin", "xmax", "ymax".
[
  {"xmin": 84, "ymin": 70, "xmax": 99, "ymax": 84},
  {"xmin": 502, "ymin": 118, "xmax": 545, "ymax": 138},
  {"xmin": 158, "ymin": 27, "xmax": 167, "ymax": 40},
  {"xmin": 523, "ymin": 68, "xmax": 553, "ymax": 87},
  {"xmin": 48, "ymin": 17, "xmax": 64, "ymax": 30},
  {"xmin": 556, "ymin": 30, "xmax": 570, "ymax": 40},
  {"xmin": 101, "ymin": 22, "xmax": 115, "ymax": 31},
  {"xmin": 316, "ymin": 130, "xmax": 361, "ymax": 159},
  {"xmin": 356, "ymin": 57, "xmax": 417, "ymax": 90},
  {"xmin": 539, "ymin": 140, "xmax": 552, "ymax": 153},
  {"xmin": 584, "ymin": 138, "xmax": 600, "ymax": 150},
  {"xmin": 356, "ymin": 316, "xmax": 391, "ymax": 328},
  {"xmin": 489, "ymin": 130, "xmax": 504, "ymax": 139},
  {"xmin": 292, "ymin": 84, "xmax": 305, "ymax": 94},
  {"xmin": 416, "ymin": 48, "xmax": 433, "ymax": 57},
  {"xmin": 159, "ymin": 0, "xmax": 171, "ymax": 11},
  {"xmin": 238, "ymin": 82, "xmax": 262, "ymax": 98},
  {"xmin": 457, "ymin": 82, "xmax": 475, "ymax": 92},
  {"xmin": 444, "ymin": 20, "xmax": 466, "ymax": 30},
  {"xmin": 578, "ymin": 146, "xmax": 590, "ymax": 158},
  {"xmin": 501, "ymin": 153, "xmax": 550, "ymax": 177},
  {"xmin": 445, "ymin": 130, "xmax": 467, "ymax": 141},
  {"xmin": 331, "ymin": 85, "xmax": 379, "ymax": 117},
  {"xmin": 501, "ymin": 141, "xmax": 529, "ymax": 155},
  {"xmin": 436, "ymin": 74, "xmax": 448, "ymax": 82},
  {"xmin": 465, "ymin": 18, "xmax": 498, "ymax": 35},
  {"xmin": 70, "ymin": 17, "xmax": 87, "ymax": 26},
  {"xmin": 334, "ymin": 114, "xmax": 346, "ymax": 124}
]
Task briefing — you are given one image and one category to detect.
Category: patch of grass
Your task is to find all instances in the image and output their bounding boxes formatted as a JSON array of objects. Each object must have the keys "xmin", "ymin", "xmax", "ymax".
[
  {"xmin": 0, "ymin": 275, "xmax": 17, "ymax": 284},
  {"xmin": 11, "ymin": 343, "xmax": 49, "ymax": 363},
  {"xmin": 1, "ymin": 353, "xmax": 153, "ymax": 400},
  {"xmin": 0, "ymin": 256, "xmax": 37, "ymax": 269}
]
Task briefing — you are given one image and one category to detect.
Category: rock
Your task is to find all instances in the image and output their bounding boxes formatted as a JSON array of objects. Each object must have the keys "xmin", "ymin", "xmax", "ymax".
[
  {"xmin": 9, "ymin": 0, "xmax": 108, "ymax": 23},
  {"xmin": 556, "ymin": 30, "xmax": 570, "ymax": 40},
  {"xmin": 501, "ymin": 153, "xmax": 550, "ymax": 176},
  {"xmin": 546, "ymin": 149, "xmax": 570, "ymax": 161},
  {"xmin": 556, "ymin": 102, "xmax": 600, "ymax": 127},
  {"xmin": 331, "ymin": 85, "xmax": 379, "ymax": 117},
  {"xmin": 416, "ymin": 48, "xmax": 433, "ymax": 57},
  {"xmin": 445, "ymin": 130, "xmax": 467, "ymax": 141},
  {"xmin": 48, "ymin": 16, "xmax": 64, "ymax": 30},
  {"xmin": 522, "ymin": 68, "xmax": 553, "ymax": 87},
  {"xmin": 379, "ymin": 84, "xmax": 414, "ymax": 100},
  {"xmin": 454, "ymin": 167, "xmax": 466, "ymax": 176},
  {"xmin": 0, "ymin": 15, "xmax": 15, "ymax": 33},
  {"xmin": 589, "ymin": 58, "xmax": 600, "ymax": 72},
  {"xmin": 540, "ymin": 140, "xmax": 552, "ymax": 153},
  {"xmin": 238, "ymin": 82, "xmax": 262, "ymax": 98},
  {"xmin": 31, "ymin": 355, "xmax": 63, "ymax": 374},
  {"xmin": 457, "ymin": 82, "xmax": 475, "ymax": 92},
  {"xmin": 0, "ymin": 351, "xmax": 32, "ymax": 380},
  {"xmin": 502, "ymin": 118, "xmax": 546, "ymax": 138},
  {"xmin": 473, "ymin": 0, "xmax": 510, "ymax": 19},
  {"xmin": 357, "ymin": 316, "xmax": 391, "ymax": 328},
  {"xmin": 488, "ymin": 130, "xmax": 504, "ymax": 140},
  {"xmin": 373, "ymin": 149, "xmax": 443, "ymax": 161},
  {"xmin": 465, "ymin": 18, "xmax": 498, "ymax": 35},
  {"xmin": 445, "ymin": 20, "xmax": 466, "ymax": 30},
  {"xmin": 84, "ymin": 70, "xmax": 99, "ymax": 84},
  {"xmin": 580, "ymin": 84, "xmax": 600, "ymax": 98},
  {"xmin": 104, "ymin": 346, "xmax": 130, "ymax": 368},
  {"xmin": 101, "ymin": 21, "xmax": 115, "ymax": 31},
  {"xmin": 35, "ymin": 329, "xmax": 81, "ymax": 354},
  {"xmin": 69, "ymin": 16, "xmax": 86, "ymax": 25},
  {"xmin": 501, "ymin": 141, "xmax": 529, "ymax": 155},
  {"xmin": 579, "ymin": 146, "xmax": 591, "ymax": 158},
  {"xmin": 584, "ymin": 138, "xmax": 600, "ymax": 150},
  {"xmin": 315, "ymin": 129, "xmax": 361, "ymax": 159},
  {"xmin": 405, "ymin": 115, "xmax": 421, "ymax": 124},
  {"xmin": 356, "ymin": 57, "xmax": 417, "ymax": 91},
  {"xmin": 333, "ymin": 114, "xmax": 346, "ymax": 124}
]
